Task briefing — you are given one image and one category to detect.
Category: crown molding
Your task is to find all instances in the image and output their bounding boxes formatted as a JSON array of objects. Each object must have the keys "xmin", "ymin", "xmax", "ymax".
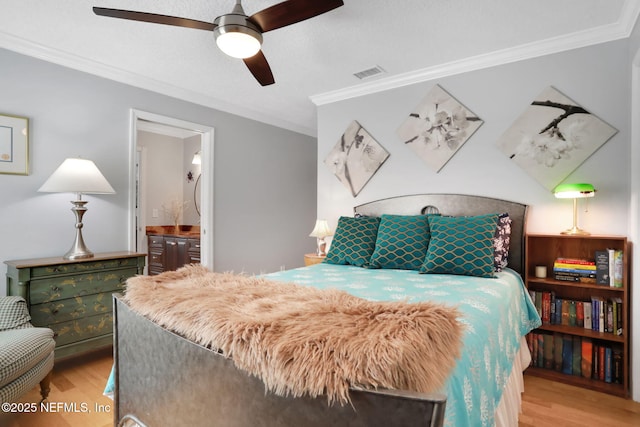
[
  {"xmin": 310, "ymin": 1, "xmax": 640, "ymax": 106},
  {"xmin": 0, "ymin": 32, "xmax": 315, "ymax": 137}
]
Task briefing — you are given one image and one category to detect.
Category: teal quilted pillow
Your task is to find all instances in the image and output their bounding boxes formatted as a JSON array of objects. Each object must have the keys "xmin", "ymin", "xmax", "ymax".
[
  {"xmin": 369, "ymin": 214, "xmax": 434, "ymax": 270},
  {"xmin": 324, "ymin": 216, "xmax": 381, "ymax": 267},
  {"xmin": 420, "ymin": 214, "xmax": 499, "ymax": 277}
]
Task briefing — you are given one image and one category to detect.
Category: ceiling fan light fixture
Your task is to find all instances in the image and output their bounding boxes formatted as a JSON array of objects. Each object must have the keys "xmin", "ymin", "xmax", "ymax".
[
  {"xmin": 216, "ymin": 30, "xmax": 261, "ymax": 58},
  {"xmin": 214, "ymin": 14, "xmax": 262, "ymax": 59}
]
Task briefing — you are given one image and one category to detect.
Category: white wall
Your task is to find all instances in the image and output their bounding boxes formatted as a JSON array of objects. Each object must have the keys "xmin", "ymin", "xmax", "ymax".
[
  {"xmin": 182, "ymin": 135, "xmax": 202, "ymax": 226},
  {"xmin": 628, "ymin": 16, "xmax": 640, "ymax": 403},
  {"xmin": 138, "ymin": 131, "xmax": 185, "ymax": 226},
  {"xmin": 0, "ymin": 48, "xmax": 317, "ymax": 294},
  {"xmin": 317, "ymin": 40, "xmax": 630, "ymax": 235},
  {"xmin": 317, "ymin": 39, "xmax": 637, "ymax": 399}
]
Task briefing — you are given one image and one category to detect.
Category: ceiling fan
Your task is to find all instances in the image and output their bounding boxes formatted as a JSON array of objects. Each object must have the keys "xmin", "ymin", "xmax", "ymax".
[{"xmin": 93, "ymin": 0, "xmax": 344, "ymax": 86}]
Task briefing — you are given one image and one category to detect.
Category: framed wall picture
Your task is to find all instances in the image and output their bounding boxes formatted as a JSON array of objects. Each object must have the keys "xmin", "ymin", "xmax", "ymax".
[
  {"xmin": 495, "ymin": 86, "xmax": 617, "ymax": 190},
  {"xmin": 324, "ymin": 120, "xmax": 389, "ymax": 197},
  {"xmin": 397, "ymin": 84, "xmax": 483, "ymax": 172},
  {"xmin": 0, "ymin": 113, "xmax": 29, "ymax": 175}
]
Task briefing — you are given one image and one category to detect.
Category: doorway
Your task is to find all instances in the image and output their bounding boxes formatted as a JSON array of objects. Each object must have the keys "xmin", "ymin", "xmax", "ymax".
[{"xmin": 128, "ymin": 109, "xmax": 214, "ymax": 270}]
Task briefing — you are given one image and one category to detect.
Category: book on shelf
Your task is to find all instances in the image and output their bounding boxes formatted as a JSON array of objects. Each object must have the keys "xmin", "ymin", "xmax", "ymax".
[
  {"xmin": 598, "ymin": 345, "xmax": 605, "ymax": 381},
  {"xmin": 594, "ymin": 249, "xmax": 624, "ymax": 287},
  {"xmin": 553, "ymin": 334, "xmax": 563, "ymax": 372},
  {"xmin": 537, "ymin": 334, "xmax": 544, "ymax": 368},
  {"xmin": 542, "ymin": 292, "xmax": 551, "ymax": 325},
  {"xmin": 605, "ymin": 347, "xmax": 612, "ymax": 383},
  {"xmin": 576, "ymin": 301, "xmax": 584, "ymax": 328},
  {"xmin": 543, "ymin": 334, "xmax": 554, "ymax": 369},
  {"xmin": 613, "ymin": 297, "xmax": 623, "ymax": 336},
  {"xmin": 583, "ymin": 301, "xmax": 592, "ymax": 330},
  {"xmin": 613, "ymin": 347, "xmax": 623, "ymax": 384},
  {"xmin": 613, "ymin": 250, "xmax": 623, "ymax": 288},
  {"xmin": 561, "ymin": 299, "xmax": 570, "ymax": 326},
  {"xmin": 595, "ymin": 250, "xmax": 611, "ymax": 285},
  {"xmin": 553, "ymin": 271, "xmax": 597, "ymax": 283},
  {"xmin": 562, "ymin": 335, "xmax": 573, "ymax": 375},
  {"xmin": 568, "ymin": 301, "xmax": 577, "ymax": 327},
  {"xmin": 581, "ymin": 338, "xmax": 592, "ymax": 379},
  {"xmin": 555, "ymin": 257, "xmax": 596, "ymax": 266},
  {"xmin": 572, "ymin": 336, "xmax": 581, "ymax": 376}
]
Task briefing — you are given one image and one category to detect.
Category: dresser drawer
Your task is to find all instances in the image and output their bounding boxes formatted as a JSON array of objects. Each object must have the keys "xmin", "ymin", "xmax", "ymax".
[
  {"xmin": 148, "ymin": 249, "xmax": 164, "ymax": 267},
  {"xmin": 30, "ymin": 292, "xmax": 115, "ymax": 326},
  {"xmin": 148, "ymin": 235, "xmax": 165, "ymax": 248},
  {"xmin": 29, "ymin": 268, "xmax": 135, "ymax": 304},
  {"xmin": 29, "ymin": 257, "xmax": 141, "ymax": 278},
  {"xmin": 187, "ymin": 239, "xmax": 201, "ymax": 251},
  {"xmin": 49, "ymin": 312, "xmax": 113, "ymax": 347}
]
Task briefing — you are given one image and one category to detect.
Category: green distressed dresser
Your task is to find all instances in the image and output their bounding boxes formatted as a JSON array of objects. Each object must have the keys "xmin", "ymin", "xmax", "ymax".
[{"xmin": 5, "ymin": 251, "xmax": 146, "ymax": 361}]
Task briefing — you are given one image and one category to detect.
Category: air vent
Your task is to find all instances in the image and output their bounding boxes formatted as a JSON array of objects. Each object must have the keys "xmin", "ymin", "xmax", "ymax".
[{"xmin": 353, "ymin": 65, "xmax": 386, "ymax": 80}]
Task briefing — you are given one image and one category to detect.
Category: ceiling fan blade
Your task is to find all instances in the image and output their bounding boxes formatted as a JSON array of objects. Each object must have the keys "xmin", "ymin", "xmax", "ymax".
[
  {"xmin": 243, "ymin": 51, "xmax": 275, "ymax": 86},
  {"xmin": 93, "ymin": 7, "xmax": 216, "ymax": 31},
  {"xmin": 248, "ymin": 0, "xmax": 343, "ymax": 33}
]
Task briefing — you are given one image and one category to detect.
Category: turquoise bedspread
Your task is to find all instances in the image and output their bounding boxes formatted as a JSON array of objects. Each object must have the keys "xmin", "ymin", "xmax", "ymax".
[
  {"xmin": 265, "ymin": 264, "xmax": 541, "ymax": 427},
  {"xmin": 105, "ymin": 264, "xmax": 540, "ymax": 426}
]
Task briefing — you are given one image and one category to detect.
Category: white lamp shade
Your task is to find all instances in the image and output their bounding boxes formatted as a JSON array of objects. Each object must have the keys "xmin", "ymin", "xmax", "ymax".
[
  {"xmin": 192, "ymin": 151, "xmax": 202, "ymax": 165},
  {"xmin": 216, "ymin": 31, "xmax": 261, "ymax": 59},
  {"xmin": 309, "ymin": 219, "xmax": 332, "ymax": 238},
  {"xmin": 38, "ymin": 158, "xmax": 115, "ymax": 195}
]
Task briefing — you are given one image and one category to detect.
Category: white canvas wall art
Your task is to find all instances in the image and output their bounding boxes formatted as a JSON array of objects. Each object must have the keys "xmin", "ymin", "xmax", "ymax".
[
  {"xmin": 324, "ymin": 120, "xmax": 389, "ymax": 197},
  {"xmin": 496, "ymin": 86, "xmax": 618, "ymax": 190},
  {"xmin": 396, "ymin": 85, "xmax": 483, "ymax": 172}
]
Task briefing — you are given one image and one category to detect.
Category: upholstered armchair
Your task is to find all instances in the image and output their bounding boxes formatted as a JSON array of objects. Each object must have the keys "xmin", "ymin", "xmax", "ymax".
[{"xmin": 0, "ymin": 296, "xmax": 55, "ymax": 403}]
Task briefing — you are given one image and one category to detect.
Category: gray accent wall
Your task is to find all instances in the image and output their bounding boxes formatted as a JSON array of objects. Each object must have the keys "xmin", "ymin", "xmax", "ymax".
[{"xmin": 0, "ymin": 47, "xmax": 317, "ymax": 294}]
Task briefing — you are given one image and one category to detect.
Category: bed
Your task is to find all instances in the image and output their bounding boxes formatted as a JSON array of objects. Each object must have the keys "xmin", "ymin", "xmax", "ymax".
[{"xmin": 109, "ymin": 194, "xmax": 541, "ymax": 427}]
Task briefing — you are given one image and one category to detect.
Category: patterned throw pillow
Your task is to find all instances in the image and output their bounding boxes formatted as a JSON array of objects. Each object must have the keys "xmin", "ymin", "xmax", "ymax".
[
  {"xmin": 324, "ymin": 216, "xmax": 381, "ymax": 267},
  {"xmin": 494, "ymin": 213, "xmax": 512, "ymax": 272},
  {"xmin": 420, "ymin": 214, "xmax": 499, "ymax": 278},
  {"xmin": 369, "ymin": 214, "xmax": 434, "ymax": 270}
]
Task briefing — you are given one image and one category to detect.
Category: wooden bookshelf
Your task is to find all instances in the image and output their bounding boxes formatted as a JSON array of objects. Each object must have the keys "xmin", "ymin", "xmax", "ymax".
[{"xmin": 524, "ymin": 234, "xmax": 631, "ymax": 398}]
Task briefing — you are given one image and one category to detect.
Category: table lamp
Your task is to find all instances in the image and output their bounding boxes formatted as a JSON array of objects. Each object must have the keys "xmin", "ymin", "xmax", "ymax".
[
  {"xmin": 553, "ymin": 183, "xmax": 595, "ymax": 235},
  {"xmin": 309, "ymin": 219, "xmax": 332, "ymax": 256},
  {"xmin": 38, "ymin": 158, "xmax": 116, "ymax": 259}
]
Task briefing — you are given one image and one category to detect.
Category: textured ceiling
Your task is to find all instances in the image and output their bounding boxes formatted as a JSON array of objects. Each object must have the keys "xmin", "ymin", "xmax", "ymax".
[{"xmin": 0, "ymin": 1, "xmax": 638, "ymax": 136}]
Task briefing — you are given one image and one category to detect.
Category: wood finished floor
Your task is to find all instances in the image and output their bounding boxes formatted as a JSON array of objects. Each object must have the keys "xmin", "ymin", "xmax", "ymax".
[{"xmin": 2, "ymin": 348, "xmax": 640, "ymax": 426}]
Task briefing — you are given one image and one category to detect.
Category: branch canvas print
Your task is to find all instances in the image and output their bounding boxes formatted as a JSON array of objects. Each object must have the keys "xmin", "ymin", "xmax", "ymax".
[
  {"xmin": 396, "ymin": 84, "xmax": 483, "ymax": 172},
  {"xmin": 324, "ymin": 120, "xmax": 390, "ymax": 197},
  {"xmin": 495, "ymin": 86, "xmax": 617, "ymax": 190}
]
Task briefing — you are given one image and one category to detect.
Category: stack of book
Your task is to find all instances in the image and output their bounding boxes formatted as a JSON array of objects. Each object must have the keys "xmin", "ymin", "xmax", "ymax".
[
  {"xmin": 527, "ymin": 332, "xmax": 623, "ymax": 384},
  {"xmin": 553, "ymin": 258, "xmax": 596, "ymax": 283}
]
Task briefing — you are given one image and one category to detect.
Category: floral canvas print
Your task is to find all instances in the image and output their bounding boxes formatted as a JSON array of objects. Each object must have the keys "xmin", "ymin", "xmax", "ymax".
[
  {"xmin": 397, "ymin": 85, "xmax": 483, "ymax": 172},
  {"xmin": 496, "ymin": 86, "xmax": 617, "ymax": 190},
  {"xmin": 324, "ymin": 120, "xmax": 389, "ymax": 197}
]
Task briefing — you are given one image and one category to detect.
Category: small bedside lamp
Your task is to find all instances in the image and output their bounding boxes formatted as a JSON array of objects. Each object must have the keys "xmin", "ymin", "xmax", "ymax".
[
  {"xmin": 38, "ymin": 158, "xmax": 116, "ymax": 260},
  {"xmin": 553, "ymin": 183, "xmax": 595, "ymax": 235},
  {"xmin": 309, "ymin": 219, "xmax": 332, "ymax": 256}
]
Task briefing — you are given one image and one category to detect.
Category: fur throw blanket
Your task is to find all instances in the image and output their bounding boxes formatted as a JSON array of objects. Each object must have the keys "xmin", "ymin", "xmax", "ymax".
[{"xmin": 124, "ymin": 265, "xmax": 463, "ymax": 404}]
